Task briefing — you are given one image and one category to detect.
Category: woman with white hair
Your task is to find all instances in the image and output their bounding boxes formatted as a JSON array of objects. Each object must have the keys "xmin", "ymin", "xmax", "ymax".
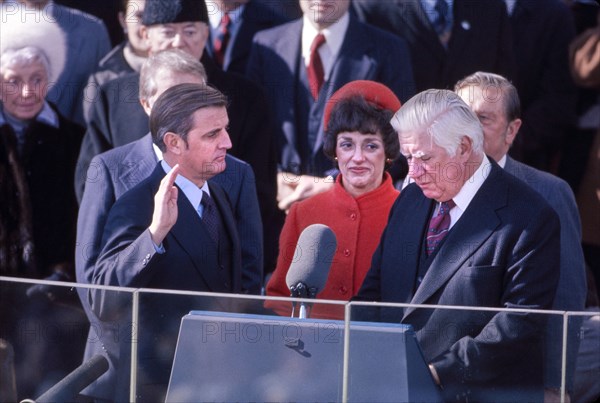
[
  {"xmin": 0, "ymin": 6, "xmax": 84, "ymax": 280},
  {"xmin": 0, "ymin": 6, "xmax": 87, "ymax": 398}
]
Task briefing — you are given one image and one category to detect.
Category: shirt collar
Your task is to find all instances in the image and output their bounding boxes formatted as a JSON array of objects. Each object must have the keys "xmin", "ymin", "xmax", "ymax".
[
  {"xmin": 504, "ymin": 0, "xmax": 517, "ymax": 15},
  {"xmin": 0, "ymin": 100, "xmax": 59, "ymax": 129},
  {"xmin": 497, "ymin": 154, "xmax": 507, "ymax": 168},
  {"xmin": 160, "ymin": 160, "xmax": 210, "ymax": 210},
  {"xmin": 301, "ymin": 11, "xmax": 349, "ymax": 65},
  {"xmin": 451, "ymin": 155, "xmax": 491, "ymax": 216},
  {"xmin": 209, "ymin": 3, "xmax": 245, "ymax": 29}
]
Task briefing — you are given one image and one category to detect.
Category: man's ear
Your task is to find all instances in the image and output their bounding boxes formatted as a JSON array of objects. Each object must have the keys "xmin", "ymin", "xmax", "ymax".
[
  {"xmin": 140, "ymin": 98, "xmax": 152, "ymax": 116},
  {"xmin": 118, "ymin": 11, "xmax": 126, "ymax": 30},
  {"xmin": 459, "ymin": 135, "xmax": 473, "ymax": 157},
  {"xmin": 505, "ymin": 118, "xmax": 522, "ymax": 147},
  {"xmin": 163, "ymin": 132, "xmax": 183, "ymax": 155}
]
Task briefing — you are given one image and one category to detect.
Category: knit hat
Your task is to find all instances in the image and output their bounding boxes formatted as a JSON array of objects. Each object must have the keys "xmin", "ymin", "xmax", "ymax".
[
  {"xmin": 0, "ymin": 2, "xmax": 66, "ymax": 84},
  {"xmin": 323, "ymin": 80, "xmax": 401, "ymax": 131},
  {"xmin": 142, "ymin": 0, "xmax": 209, "ymax": 26}
]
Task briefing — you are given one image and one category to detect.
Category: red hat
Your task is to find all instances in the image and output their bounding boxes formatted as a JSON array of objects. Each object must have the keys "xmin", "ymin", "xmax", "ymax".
[{"xmin": 323, "ymin": 80, "xmax": 402, "ymax": 131}]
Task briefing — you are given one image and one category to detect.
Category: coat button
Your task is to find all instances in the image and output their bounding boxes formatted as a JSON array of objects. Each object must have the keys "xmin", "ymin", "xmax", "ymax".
[
  {"xmin": 339, "ymin": 286, "xmax": 348, "ymax": 295},
  {"xmin": 219, "ymin": 264, "xmax": 225, "ymax": 271},
  {"xmin": 343, "ymin": 249, "xmax": 351, "ymax": 257},
  {"xmin": 349, "ymin": 213, "xmax": 357, "ymax": 220}
]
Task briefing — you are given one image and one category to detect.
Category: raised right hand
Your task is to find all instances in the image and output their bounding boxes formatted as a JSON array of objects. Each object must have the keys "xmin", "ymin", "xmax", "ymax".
[{"xmin": 149, "ymin": 164, "xmax": 180, "ymax": 245}]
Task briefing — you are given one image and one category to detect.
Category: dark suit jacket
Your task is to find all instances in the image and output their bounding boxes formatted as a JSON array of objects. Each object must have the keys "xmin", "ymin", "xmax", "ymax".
[
  {"xmin": 247, "ymin": 14, "xmax": 415, "ymax": 176},
  {"xmin": 76, "ymin": 54, "xmax": 279, "ymax": 272},
  {"xmin": 508, "ymin": 0, "xmax": 577, "ymax": 171},
  {"xmin": 76, "ymin": 133, "xmax": 263, "ymax": 294},
  {"xmin": 352, "ymin": 0, "xmax": 515, "ymax": 92},
  {"xmin": 355, "ymin": 161, "xmax": 560, "ymax": 402},
  {"xmin": 504, "ymin": 156, "xmax": 586, "ymax": 390},
  {"xmin": 79, "ymin": 162, "xmax": 242, "ymax": 401},
  {"xmin": 205, "ymin": 0, "xmax": 298, "ymax": 75}
]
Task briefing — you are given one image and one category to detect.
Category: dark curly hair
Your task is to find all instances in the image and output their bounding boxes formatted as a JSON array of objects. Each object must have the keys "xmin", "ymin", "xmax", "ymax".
[{"xmin": 323, "ymin": 95, "xmax": 400, "ymax": 163}]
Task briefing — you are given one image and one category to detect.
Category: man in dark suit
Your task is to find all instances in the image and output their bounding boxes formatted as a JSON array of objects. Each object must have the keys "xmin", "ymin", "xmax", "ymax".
[
  {"xmin": 355, "ymin": 89, "xmax": 560, "ymax": 402},
  {"xmin": 205, "ymin": 0, "xmax": 300, "ymax": 75},
  {"xmin": 76, "ymin": 51, "xmax": 262, "ymax": 401},
  {"xmin": 505, "ymin": 0, "xmax": 577, "ymax": 172},
  {"xmin": 455, "ymin": 71, "xmax": 587, "ymax": 401},
  {"xmin": 352, "ymin": 0, "xmax": 515, "ymax": 93},
  {"xmin": 79, "ymin": 83, "xmax": 243, "ymax": 401},
  {"xmin": 76, "ymin": 0, "xmax": 279, "ymax": 276},
  {"xmin": 246, "ymin": 0, "xmax": 415, "ymax": 211}
]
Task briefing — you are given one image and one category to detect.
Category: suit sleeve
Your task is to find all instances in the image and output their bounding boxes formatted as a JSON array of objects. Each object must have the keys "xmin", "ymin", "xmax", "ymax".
[
  {"xmin": 75, "ymin": 84, "xmax": 115, "ymax": 203},
  {"xmin": 543, "ymin": 179, "xmax": 586, "ymax": 389},
  {"xmin": 432, "ymin": 204, "xmax": 561, "ymax": 390},
  {"xmin": 75, "ymin": 154, "xmax": 117, "ymax": 294},
  {"xmin": 234, "ymin": 164, "xmax": 265, "ymax": 294}
]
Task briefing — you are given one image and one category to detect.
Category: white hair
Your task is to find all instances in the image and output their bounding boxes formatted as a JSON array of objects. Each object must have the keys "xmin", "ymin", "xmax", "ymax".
[
  {"xmin": 391, "ymin": 89, "xmax": 484, "ymax": 157},
  {"xmin": 0, "ymin": 2, "xmax": 66, "ymax": 83}
]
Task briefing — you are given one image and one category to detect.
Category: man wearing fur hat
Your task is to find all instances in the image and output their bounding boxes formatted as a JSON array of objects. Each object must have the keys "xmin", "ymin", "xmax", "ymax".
[{"xmin": 0, "ymin": 4, "xmax": 86, "ymax": 398}]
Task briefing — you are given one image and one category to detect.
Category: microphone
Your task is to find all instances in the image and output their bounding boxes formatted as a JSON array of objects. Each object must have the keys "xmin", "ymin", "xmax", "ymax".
[
  {"xmin": 285, "ymin": 224, "xmax": 337, "ymax": 318},
  {"xmin": 34, "ymin": 355, "xmax": 109, "ymax": 403}
]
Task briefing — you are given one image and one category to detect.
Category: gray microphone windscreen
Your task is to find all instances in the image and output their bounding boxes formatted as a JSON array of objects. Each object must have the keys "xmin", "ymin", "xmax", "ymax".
[{"xmin": 285, "ymin": 224, "xmax": 337, "ymax": 292}]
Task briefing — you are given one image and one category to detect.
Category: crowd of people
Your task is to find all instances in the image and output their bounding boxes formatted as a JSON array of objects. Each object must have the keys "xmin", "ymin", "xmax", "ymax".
[{"xmin": 0, "ymin": 0, "xmax": 598, "ymax": 401}]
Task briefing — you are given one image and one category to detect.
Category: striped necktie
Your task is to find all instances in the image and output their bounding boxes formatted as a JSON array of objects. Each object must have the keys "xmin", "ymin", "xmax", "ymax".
[{"xmin": 426, "ymin": 199, "xmax": 455, "ymax": 255}]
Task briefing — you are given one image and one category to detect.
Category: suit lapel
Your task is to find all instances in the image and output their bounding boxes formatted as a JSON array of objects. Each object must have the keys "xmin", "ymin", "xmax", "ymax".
[
  {"xmin": 404, "ymin": 164, "xmax": 507, "ymax": 318},
  {"xmin": 398, "ymin": 0, "xmax": 446, "ymax": 61},
  {"xmin": 209, "ymin": 182, "xmax": 242, "ymax": 291},
  {"xmin": 445, "ymin": 0, "xmax": 476, "ymax": 75},
  {"xmin": 391, "ymin": 192, "xmax": 434, "ymax": 304}
]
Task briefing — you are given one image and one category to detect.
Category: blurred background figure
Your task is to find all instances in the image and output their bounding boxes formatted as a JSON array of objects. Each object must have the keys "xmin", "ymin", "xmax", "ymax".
[
  {"xmin": 246, "ymin": 0, "xmax": 414, "ymax": 269},
  {"xmin": 455, "ymin": 71, "xmax": 586, "ymax": 402},
  {"xmin": 0, "ymin": 4, "xmax": 87, "ymax": 398},
  {"xmin": 266, "ymin": 80, "xmax": 401, "ymax": 318},
  {"xmin": 4, "ymin": 0, "xmax": 111, "ymax": 126},
  {"xmin": 352, "ymin": 0, "xmax": 515, "ymax": 92},
  {"xmin": 83, "ymin": 0, "xmax": 149, "ymax": 122},
  {"xmin": 505, "ymin": 0, "xmax": 577, "ymax": 174},
  {"xmin": 567, "ymin": 10, "xmax": 600, "ymax": 401},
  {"xmin": 204, "ymin": 0, "xmax": 300, "ymax": 75}
]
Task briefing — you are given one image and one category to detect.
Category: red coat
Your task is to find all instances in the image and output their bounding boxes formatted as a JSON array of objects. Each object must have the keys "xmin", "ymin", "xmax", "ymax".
[{"xmin": 266, "ymin": 173, "xmax": 399, "ymax": 319}]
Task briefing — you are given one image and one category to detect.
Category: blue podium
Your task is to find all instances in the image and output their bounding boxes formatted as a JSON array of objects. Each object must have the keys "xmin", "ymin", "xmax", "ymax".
[{"xmin": 166, "ymin": 311, "xmax": 442, "ymax": 402}]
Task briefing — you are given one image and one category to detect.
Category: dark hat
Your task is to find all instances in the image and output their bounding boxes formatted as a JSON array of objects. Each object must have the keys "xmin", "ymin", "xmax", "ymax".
[
  {"xmin": 323, "ymin": 80, "xmax": 401, "ymax": 131},
  {"xmin": 142, "ymin": 0, "xmax": 209, "ymax": 26}
]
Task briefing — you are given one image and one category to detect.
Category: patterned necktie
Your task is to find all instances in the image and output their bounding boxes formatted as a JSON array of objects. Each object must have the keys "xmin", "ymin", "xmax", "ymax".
[
  {"xmin": 426, "ymin": 199, "xmax": 455, "ymax": 256},
  {"xmin": 200, "ymin": 191, "xmax": 220, "ymax": 246},
  {"xmin": 432, "ymin": 0, "xmax": 449, "ymax": 37},
  {"xmin": 213, "ymin": 13, "xmax": 231, "ymax": 67},
  {"xmin": 307, "ymin": 33, "xmax": 326, "ymax": 100}
]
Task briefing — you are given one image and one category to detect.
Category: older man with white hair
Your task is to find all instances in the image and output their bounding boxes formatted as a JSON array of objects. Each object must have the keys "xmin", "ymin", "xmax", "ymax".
[{"xmin": 355, "ymin": 89, "xmax": 561, "ymax": 402}]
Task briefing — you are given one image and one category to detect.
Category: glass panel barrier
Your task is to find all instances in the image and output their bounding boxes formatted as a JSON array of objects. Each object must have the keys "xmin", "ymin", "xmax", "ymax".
[
  {"xmin": 0, "ymin": 276, "xmax": 134, "ymax": 402},
  {"xmin": 2, "ymin": 276, "xmax": 598, "ymax": 403}
]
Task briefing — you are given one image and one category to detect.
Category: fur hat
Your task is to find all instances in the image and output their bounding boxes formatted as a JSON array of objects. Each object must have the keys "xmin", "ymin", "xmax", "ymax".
[
  {"xmin": 0, "ymin": 2, "xmax": 67, "ymax": 84},
  {"xmin": 142, "ymin": 0, "xmax": 209, "ymax": 26},
  {"xmin": 324, "ymin": 80, "xmax": 402, "ymax": 131}
]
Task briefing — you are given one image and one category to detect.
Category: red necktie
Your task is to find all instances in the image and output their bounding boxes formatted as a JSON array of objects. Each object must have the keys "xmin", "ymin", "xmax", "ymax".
[
  {"xmin": 307, "ymin": 33, "xmax": 326, "ymax": 100},
  {"xmin": 213, "ymin": 13, "xmax": 231, "ymax": 67},
  {"xmin": 426, "ymin": 199, "xmax": 455, "ymax": 255}
]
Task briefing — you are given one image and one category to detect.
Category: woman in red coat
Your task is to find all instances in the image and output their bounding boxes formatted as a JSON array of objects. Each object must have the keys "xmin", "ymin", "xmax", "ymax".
[{"xmin": 266, "ymin": 80, "xmax": 402, "ymax": 319}]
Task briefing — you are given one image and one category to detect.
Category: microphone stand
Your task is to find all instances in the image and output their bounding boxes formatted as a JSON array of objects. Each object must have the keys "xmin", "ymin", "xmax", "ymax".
[{"xmin": 289, "ymin": 282, "xmax": 318, "ymax": 319}]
